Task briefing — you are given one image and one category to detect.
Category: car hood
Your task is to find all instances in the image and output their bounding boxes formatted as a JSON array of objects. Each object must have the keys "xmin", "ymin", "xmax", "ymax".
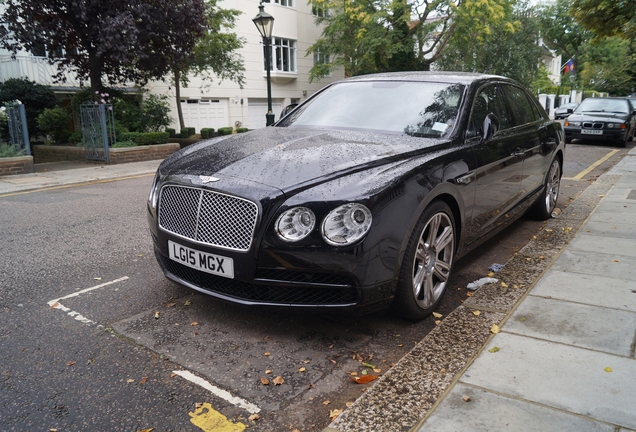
[
  {"xmin": 568, "ymin": 111, "xmax": 630, "ymax": 122},
  {"xmin": 160, "ymin": 127, "xmax": 449, "ymax": 192}
]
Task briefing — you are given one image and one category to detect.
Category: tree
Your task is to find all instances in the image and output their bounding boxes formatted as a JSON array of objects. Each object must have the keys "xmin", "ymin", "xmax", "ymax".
[
  {"xmin": 578, "ymin": 37, "xmax": 635, "ymax": 95},
  {"xmin": 570, "ymin": 0, "xmax": 636, "ymax": 41},
  {"xmin": 307, "ymin": 0, "xmax": 515, "ymax": 80},
  {"xmin": 535, "ymin": 0, "xmax": 589, "ymax": 61},
  {"xmin": 172, "ymin": 0, "xmax": 245, "ymax": 129},
  {"xmin": 0, "ymin": 0, "xmax": 207, "ymax": 93},
  {"xmin": 436, "ymin": 6, "xmax": 542, "ymax": 88}
]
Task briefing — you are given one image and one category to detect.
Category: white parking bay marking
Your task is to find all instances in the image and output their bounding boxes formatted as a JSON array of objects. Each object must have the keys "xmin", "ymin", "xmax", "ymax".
[
  {"xmin": 173, "ymin": 370, "xmax": 261, "ymax": 414},
  {"xmin": 47, "ymin": 276, "xmax": 129, "ymax": 326}
]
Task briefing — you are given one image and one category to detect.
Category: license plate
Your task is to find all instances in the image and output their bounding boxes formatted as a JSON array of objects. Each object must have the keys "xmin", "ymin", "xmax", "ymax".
[
  {"xmin": 581, "ymin": 129, "xmax": 603, "ymax": 135},
  {"xmin": 168, "ymin": 240, "xmax": 234, "ymax": 279}
]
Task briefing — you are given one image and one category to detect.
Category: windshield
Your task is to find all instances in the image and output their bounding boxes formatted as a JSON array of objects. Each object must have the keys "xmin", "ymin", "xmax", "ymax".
[
  {"xmin": 575, "ymin": 98, "xmax": 630, "ymax": 114},
  {"xmin": 277, "ymin": 81, "xmax": 465, "ymax": 138}
]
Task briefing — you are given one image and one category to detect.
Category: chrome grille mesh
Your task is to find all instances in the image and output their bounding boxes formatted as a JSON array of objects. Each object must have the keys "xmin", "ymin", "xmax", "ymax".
[{"xmin": 159, "ymin": 185, "xmax": 258, "ymax": 251}]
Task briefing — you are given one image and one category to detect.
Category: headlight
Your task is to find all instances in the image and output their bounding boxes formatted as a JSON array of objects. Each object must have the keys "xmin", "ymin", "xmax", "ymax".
[
  {"xmin": 275, "ymin": 207, "xmax": 316, "ymax": 242},
  {"xmin": 148, "ymin": 171, "xmax": 160, "ymax": 209},
  {"xmin": 607, "ymin": 123, "xmax": 614, "ymax": 129},
  {"xmin": 566, "ymin": 121, "xmax": 580, "ymax": 127},
  {"xmin": 321, "ymin": 203, "xmax": 372, "ymax": 246}
]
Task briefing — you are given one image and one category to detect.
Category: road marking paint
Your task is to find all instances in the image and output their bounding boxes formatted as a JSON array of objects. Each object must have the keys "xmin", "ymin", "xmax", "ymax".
[
  {"xmin": 173, "ymin": 370, "xmax": 261, "ymax": 414},
  {"xmin": 563, "ymin": 149, "xmax": 620, "ymax": 181},
  {"xmin": 47, "ymin": 276, "xmax": 129, "ymax": 326},
  {"xmin": 188, "ymin": 402, "xmax": 246, "ymax": 432}
]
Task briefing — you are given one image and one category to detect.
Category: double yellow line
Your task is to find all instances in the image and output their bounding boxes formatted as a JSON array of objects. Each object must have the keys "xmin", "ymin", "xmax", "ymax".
[{"xmin": 562, "ymin": 149, "xmax": 620, "ymax": 181}]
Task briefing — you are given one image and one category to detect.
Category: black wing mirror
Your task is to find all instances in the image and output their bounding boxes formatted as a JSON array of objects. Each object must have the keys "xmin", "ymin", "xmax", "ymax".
[
  {"xmin": 567, "ymin": 109, "xmax": 574, "ymax": 114},
  {"xmin": 280, "ymin": 103, "xmax": 299, "ymax": 118},
  {"xmin": 481, "ymin": 113, "xmax": 500, "ymax": 143}
]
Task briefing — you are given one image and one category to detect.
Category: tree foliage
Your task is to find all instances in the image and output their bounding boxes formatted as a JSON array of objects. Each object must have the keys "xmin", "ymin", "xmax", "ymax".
[
  {"xmin": 436, "ymin": 5, "xmax": 542, "ymax": 87},
  {"xmin": 570, "ymin": 0, "xmax": 636, "ymax": 41},
  {"xmin": 0, "ymin": 0, "xmax": 207, "ymax": 92},
  {"xmin": 307, "ymin": 0, "xmax": 515, "ymax": 80},
  {"xmin": 578, "ymin": 37, "xmax": 635, "ymax": 95},
  {"xmin": 0, "ymin": 78, "xmax": 57, "ymax": 136},
  {"xmin": 172, "ymin": 0, "xmax": 245, "ymax": 128},
  {"xmin": 535, "ymin": 0, "xmax": 589, "ymax": 61}
]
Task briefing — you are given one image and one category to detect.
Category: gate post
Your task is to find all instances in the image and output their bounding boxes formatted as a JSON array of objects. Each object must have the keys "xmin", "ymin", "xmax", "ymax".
[{"xmin": 6, "ymin": 102, "xmax": 31, "ymax": 156}]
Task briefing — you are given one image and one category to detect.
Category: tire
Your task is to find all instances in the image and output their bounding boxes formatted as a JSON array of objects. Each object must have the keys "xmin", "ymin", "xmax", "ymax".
[
  {"xmin": 391, "ymin": 201, "xmax": 456, "ymax": 321},
  {"xmin": 619, "ymin": 133, "xmax": 628, "ymax": 148},
  {"xmin": 530, "ymin": 157, "xmax": 561, "ymax": 220}
]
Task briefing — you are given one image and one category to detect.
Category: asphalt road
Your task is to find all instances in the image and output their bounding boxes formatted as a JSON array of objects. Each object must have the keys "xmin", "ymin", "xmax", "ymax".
[{"xmin": 0, "ymin": 138, "xmax": 631, "ymax": 432}]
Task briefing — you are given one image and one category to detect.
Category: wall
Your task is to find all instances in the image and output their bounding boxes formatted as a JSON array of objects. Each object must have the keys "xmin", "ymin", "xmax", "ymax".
[{"xmin": 0, "ymin": 156, "xmax": 34, "ymax": 176}]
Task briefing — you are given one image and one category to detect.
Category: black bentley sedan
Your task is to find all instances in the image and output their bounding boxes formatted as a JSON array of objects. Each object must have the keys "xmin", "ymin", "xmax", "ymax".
[
  {"xmin": 147, "ymin": 72, "xmax": 565, "ymax": 320},
  {"xmin": 564, "ymin": 97, "xmax": 636, "ymax": 147}
]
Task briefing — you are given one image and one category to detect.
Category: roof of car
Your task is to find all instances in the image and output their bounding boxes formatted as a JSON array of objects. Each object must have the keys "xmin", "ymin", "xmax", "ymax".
[{"xmin": 342, "ymin": 71, "xmax": 511, "ymax": 85}]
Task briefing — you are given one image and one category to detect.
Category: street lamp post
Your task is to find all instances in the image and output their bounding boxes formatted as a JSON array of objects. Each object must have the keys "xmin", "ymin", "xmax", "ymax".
[{"xmin": 252, "ymin": 2, "xmax": 275, "ymax": 126}]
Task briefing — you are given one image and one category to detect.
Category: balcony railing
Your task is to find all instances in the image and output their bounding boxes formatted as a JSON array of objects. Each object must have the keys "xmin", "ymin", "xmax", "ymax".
[{"xmin": 0, "ymin": 55, "xmax": 83, "ymax": 88}]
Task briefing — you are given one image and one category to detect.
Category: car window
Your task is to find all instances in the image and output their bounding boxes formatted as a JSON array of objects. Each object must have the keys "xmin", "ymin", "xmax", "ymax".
[
  {"xmin": 467, "ymin": 85, "xmax": 511, "ymax": 139},
  {"xmin": 277, "ymin": 81, "xmax": 465, "ymax": 138},
  {"xmin": 575, "ymin": 98, "xmax": 630, "ymax": 114},
  {"xmin": 502, "ymin": 85, "xmax": 539, "ymax": 126}
]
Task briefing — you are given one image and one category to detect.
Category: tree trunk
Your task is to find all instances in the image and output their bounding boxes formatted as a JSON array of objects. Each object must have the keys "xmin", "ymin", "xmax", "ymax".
[
  {"xmin": 174, "ymin": 69, "xmax": 185, "ymax": 130},
  {"xmin": 88, "ymin": 51, "xmax": 104, "ymax": 98}
]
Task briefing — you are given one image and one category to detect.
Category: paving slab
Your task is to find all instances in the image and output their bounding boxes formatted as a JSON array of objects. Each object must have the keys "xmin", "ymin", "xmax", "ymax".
[
  {"xmin": 551, "ymin": 249, "xmax": 636, "ymax": 281},
  {"xmin": 461, "ymin": 333, "xmax": 636, "ymax": 429},
  {"xmin": 418, "ymin": 383, "xmax": 615, "ymax": 432},
  {"xmin": 505, "ymin": 296, "xmax": 636, "ymax": 356},
  {"xmin": 566, "ymin": 234, "xmax": 636, "ymax": 258},
  {"xmin": 587, "ymin": 210, "xmax": 636, "ymax": 225},
  {"xmin": 531, "ymin": 270, "xmax": 636, "ymax": 312}
]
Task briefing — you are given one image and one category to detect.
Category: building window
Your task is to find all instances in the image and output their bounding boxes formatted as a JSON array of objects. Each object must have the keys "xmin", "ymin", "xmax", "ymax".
[
  {"xmin": 312, "ymin": 6, "xmax": 329, "ymax": 17},
  {"xmin": 265, "ymin": 38, "xmax": 297, "ymax": 73},
  {"xmin": 262, "ymin": 0, "xmax": 294, "ymax": 7},
  {"xmin": 313, "ymin": 51, "xmax": 331, "ymax": 76}
]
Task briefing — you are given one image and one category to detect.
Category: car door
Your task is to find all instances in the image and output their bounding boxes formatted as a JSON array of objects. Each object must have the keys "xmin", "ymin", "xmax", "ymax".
[
  {"xmin": 464, "ymin": 84, "xmax": 525, "ymax": 245},
  {"xmin": 501, "ymin": 85, "xmax": 549, "ymax": 197}
]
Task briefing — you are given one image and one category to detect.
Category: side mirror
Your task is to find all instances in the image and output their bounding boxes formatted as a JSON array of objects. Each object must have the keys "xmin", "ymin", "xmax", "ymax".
[
  {"xmin": 567, "ymin": 109, "xmax": 574, "ymax": 114},
  {"xmin": 280, "ymin": 103, "xmax": 299, "ymax": 118},
  {"xmin": 481, "ymin": 113, "xmax": 500, "ymax": 142}
]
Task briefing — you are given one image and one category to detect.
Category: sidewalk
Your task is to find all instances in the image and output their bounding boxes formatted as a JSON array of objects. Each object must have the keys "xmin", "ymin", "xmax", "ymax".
[
  {"xmin": 326, "ymin": 147, "xmax": 636, "ymax": 432},
  {"xmin": 0, "ymin": 159, "xmax": 161, "ymax": 195}
]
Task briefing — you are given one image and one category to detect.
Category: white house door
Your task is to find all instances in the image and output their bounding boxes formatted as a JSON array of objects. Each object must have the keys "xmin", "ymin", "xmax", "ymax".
[
  {"xmin": 248, "ymin": 98, "xmax": 283, "ymax": 130},
  {"xmin": 180, "ymin": 99, "xmax": 229, "ymax": 133}
]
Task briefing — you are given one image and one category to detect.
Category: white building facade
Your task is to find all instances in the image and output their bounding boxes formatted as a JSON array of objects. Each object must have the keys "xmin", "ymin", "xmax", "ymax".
[{"xmin": 0, "ymin": 0, "xmax": 343, "ymax": 132}]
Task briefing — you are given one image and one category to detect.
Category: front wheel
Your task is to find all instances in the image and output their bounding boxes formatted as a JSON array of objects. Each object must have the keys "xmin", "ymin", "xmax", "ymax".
[
  {"xmin": 391, "ymin": 201, "xmax": 456, "ymax": 321},
  {"xmin": 530, "ymin": 157, "xmax": 561, "ymax": 220}
]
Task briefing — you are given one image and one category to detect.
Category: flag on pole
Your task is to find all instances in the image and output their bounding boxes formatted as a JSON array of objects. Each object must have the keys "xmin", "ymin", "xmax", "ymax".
[{"xmin": 561, "ymin": 58, "xmax": 575, "ymax": 74}]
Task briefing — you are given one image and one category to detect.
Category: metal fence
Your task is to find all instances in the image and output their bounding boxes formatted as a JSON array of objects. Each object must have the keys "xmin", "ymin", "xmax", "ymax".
[
  {"xmin": 79, "ymin": 102, "xmax": 115, "ymax": 163},
  {"xmin": 5, "ymin": 103, "xmax": 31, "ymax": 155}
]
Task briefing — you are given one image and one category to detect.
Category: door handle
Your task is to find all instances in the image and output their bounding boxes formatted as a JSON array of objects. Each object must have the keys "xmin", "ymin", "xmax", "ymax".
[
  {"xmin": 511, "ymin": 148, "xmax": 525, "ymax": 158},
  {"xmin": 454, "ymin": 172, "xmax": 474, "ymax": 185}
]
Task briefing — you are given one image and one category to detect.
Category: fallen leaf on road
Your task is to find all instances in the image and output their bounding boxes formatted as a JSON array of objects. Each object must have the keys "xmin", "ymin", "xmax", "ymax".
[
  {"xmin": 154, "ymin": 312, "xmax": 160, "ymax": 319},
  {"xmin": 604, "ymin": 367, "xmax": 613, "ymax": 373},
  {"xmin": 440, "ymin": 368, "xmax": 447, "ymax": 373},
  {"xmin": 273, "ymin": 376, "xmax": 284, "ymax": 385},
  {"xmin": 190, "ymin": 322, "xmax": 198, "ymax": 326},
  {"xmin": 463, "ymin": 396, "xmax": 471, "ymax": 402},
  {"xmin": 373, "ymin": 368, "xmax": 381, "ymax": 373},
  {"xmin": 260, "ymin": 377, "xmax": 269, "ymax": 385},
  {"xmin": 323, "ymin": 400, "xmax": 330, "ymax": 405},
  {"xmin": 349, "ymin": 371, "xmax": 358, "ymax": 376},
  {"xmin": 66, "ymin": 361, "xmax": 75, "ymax": 367},
  {"xmin": 432, "ymin": 312, "xmax": 443, "ymax": 318},
  {"xmin": 564, "ymin": 227, "xmax": 572, "ymax": 233},
  {"xmin": 488, "ymin": 346, "xmax": 500, "ymax": 353},
  {"xmin": 298, "ymin": 367, "xmax": 306, "ymax": 372},
  {"xmin": 466, "ymin": 292, "xmax": 473, "ymax": 297},
  {"xmin": 346, "ymin": 401, "xmax": 354, "ymax": 407},
  {"xmin": 264, "ymin": 352, "xmax": 271, "ymax": 356},
  {"xmin": 167, "ymin": 303, "xmax": 176, "ymax": 307},
  {"xmin": 614, "ymin": 260, "xmax": 620, "ymax": 263},
  {"xmin": 330, "ymin": 409, "xmax": 343, "ymax": 420},
  {"xmin": 362, "ymin": 362, "xmax": 376, "ymax": 369},
  {"xmin": 520, "ymin": 317, "xmax": 526, "ymax": 321},
  {"xmin": 501, "ymin": 282, "xmax": 508, "ymax": 288},
  {"xmin": 184, "ymin": 300, "xmax": 191, "ymax": 306},
  {"xmin": 435, "ymin": 320, "xmax": 441, "ymax": 325},
  {"xmin": 138, "ymin": 428, "xmax": 155, "ymax": 432},
  {"xmin": 303, "ymin": 360, "xmax": 311, "ymax": 364},
  {"xmin": 472, "ymin": 310, "xmax": 481, "ymax": 316},
  {"xmin": 265, "ymin": 369, "xmax": 272, "ymax": 374},
  {"xmin": 140, "ymin": 377, "xmax": 148, "ymax": 384},
  {"xmin": 487, "ymin": 271, "xmax": 495, "ymax": 277},
  {"xmin": 249, "ymin": 414, "xmax": 260, "ymax": 422},
  {"xmin": 170, "ymin": 373, "xmax": 177, "ymax": 378},
  {"xmin": 127, "ymin": 379, "xmax": 135, "ymax": 383},
  {"xmin": 350, "ymin": 375, "xmax": 378, "ymax": 384},
  {"xmin": 328, "ymin": 357, "xmax": 337, "ymax": 364},
  {"xmin": 94, "ymin": 277, "xmax": 102, "ymax": 280},
  {"xmin": 490, "ymin": 324, "xmax": 500, "ymax": 334},
  {"xmin": 397, "ymin": 344, "xmax": 403, "ymax": 347}
]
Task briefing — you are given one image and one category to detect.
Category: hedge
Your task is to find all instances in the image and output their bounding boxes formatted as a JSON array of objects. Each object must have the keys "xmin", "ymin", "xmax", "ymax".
[
  {"xmin": 118, "ymin": 131, "xmax": 169, "ymax": 145},
  {"xmin": 200, "ymin": 128, "xmax": 215, "ymax": 139},
  {"xmin": 217, "ymin": 127, "xmax": 233, "ymax": 136},
  {"xmin": 236, "ymin": 127, "xmax": 248, "ymax": 134},
  {"xmin": 180, "ymin": 127, "xmax": 195, "ymax": 138},
  {"xmin": 166, "ymin": 128, "xmax": 176, "ymax": 138}
]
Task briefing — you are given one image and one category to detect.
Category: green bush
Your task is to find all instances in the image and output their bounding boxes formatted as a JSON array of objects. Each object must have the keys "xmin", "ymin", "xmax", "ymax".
[
  {"xmin": 0, "ymin": 142, "xmax": 26, "ymax": 158},
  {"xmin": 0, "ymin": 78, "xmax": 57, "ymax": 137},
  {"xmin": 68, "ymin": 130, "xmax": 82, "ymax": 145},
  {"xmin": 217, "ymin": 127, "xmax": 233, "ymax": 136},
  {"xmin": 166, "ymin": 128, "xmax": 176, "ymax": 138},
  {"xmin": 118, "ymin": 131, "xmax": 169, "ymax": 145},
  {"xmin": 236, "ymin": 127, "xmax": 248, "ymax": 134},
  {"xmin": 180, "ymin": 127, "xmax": 195, "ymax": 138},
  {"xmin": 36, "ymin": 107, "xmax": 70, "ymax": 144},
  {"xmin": 112, "ymin": 140, "xmax": 137, "ymax": 148},
  {"xmin": 200, "ymin": 128, "xmax": 215, "ymax": 139},
  {"xmin": 141, "ymin": 94, "xmax": 171, "ymax": 132}
]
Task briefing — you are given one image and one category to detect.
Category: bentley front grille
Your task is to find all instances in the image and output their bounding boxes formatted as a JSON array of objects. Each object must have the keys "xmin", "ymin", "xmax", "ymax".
[{"xmin": 158, "ymin": 185, "xmax": 258, "ymax": 252}]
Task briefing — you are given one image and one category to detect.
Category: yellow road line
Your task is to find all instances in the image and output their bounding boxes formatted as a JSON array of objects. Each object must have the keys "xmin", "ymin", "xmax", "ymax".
[
  {"xmin": 562, "ymin": 149, "xmax": 620, "ymax": 181},
  {"xmin": 0, "ymin": 173, "xmax": 154, "ymax": 198}
]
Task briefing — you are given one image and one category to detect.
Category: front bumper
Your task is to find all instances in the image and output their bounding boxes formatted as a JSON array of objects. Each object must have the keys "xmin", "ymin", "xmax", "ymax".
[{"xmin": 565, "ymin": 127, "xmax": 628, "ymax": 142}]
